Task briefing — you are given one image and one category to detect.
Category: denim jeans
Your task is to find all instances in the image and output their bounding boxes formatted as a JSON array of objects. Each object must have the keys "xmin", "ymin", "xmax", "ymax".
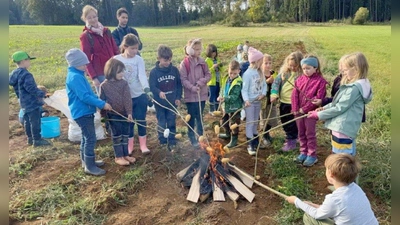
[
  {"xmin": 108, "ymin": 114, "xmax": 130, "ymax": 157},
  {"xmin": 94, "ymin": 75, "xmax": 105, "ymax": 96},
  {"xmin": 186, "ymin": 101, "xmax": 205, "ymax": 141},
  {"xmin": 75, "ymin": 114, "xmax": 97, "ymax": 157},
  {"xmin": 23, "ymin": 107, "xmax": 41, "ymax": 140},
  {"xmin": 155, "ymin": 104, "xmax": 177, "ymax": 145},
  {"xmin": 129, "ymin": 94, "xmax": 148, "ymax": 137}
]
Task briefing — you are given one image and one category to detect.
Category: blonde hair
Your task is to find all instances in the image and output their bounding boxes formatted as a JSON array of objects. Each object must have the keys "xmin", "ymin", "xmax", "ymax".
[
  {"xmin": 263, "ymin": 54, "xmax": 272, "ymax": 62},
  {"xmin": 340, "ymin": 52, "xmax": 369, "ymax": 85},
  {"xmin": 325, "ymin": 153, "xmax": 361, "ymax": 184},
  {"xmin": 81, "ymin": 5, "xmax": 97, "ymax": 22},
  {"xmin": 279, "ymin": 51, "xmax": 303, "ymax": 76}
]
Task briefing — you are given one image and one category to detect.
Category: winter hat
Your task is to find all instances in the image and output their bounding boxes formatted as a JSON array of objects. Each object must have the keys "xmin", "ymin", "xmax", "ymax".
[
  {"xmin": 301, "ymin": 57, "xmax": 318, "ymax": 68},
  {"xmin": 65, "ymin": 48, "xmax": 89, "ymax": 67},
  {"xmin": 237, "ymin": 44, "xmax": 243, "ymax": 51},
  {"xmin": 247, "ymin": 47, "xmax": 263, "ymax": 63}
]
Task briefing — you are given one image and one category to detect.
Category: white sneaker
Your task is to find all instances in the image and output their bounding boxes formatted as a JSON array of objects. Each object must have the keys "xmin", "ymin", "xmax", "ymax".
[{"xmin": 247, "ymin": 145, "xmax": 256, "ymax": 156}]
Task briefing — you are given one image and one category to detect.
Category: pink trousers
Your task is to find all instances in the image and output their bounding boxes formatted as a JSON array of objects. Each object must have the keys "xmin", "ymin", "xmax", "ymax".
[{"xmin": 296, "ymin": 116, "xmax": 317, "ymax": 157}]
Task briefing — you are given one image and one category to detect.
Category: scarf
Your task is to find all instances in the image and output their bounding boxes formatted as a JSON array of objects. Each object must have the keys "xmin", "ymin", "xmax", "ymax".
[{"xmin": 86, "ymin": 22, "xmax": 104, "ymax": 37}]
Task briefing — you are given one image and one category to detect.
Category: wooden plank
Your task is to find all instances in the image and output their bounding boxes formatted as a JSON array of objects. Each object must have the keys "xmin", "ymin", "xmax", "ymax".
[
  {"xmin": 176, "ymin": 164, "xmax": 191, "ymax": 181},
  {"xmin": 212, "ymin": 181, "xmax": 225, "ymax": 202},
  {"xmin": 225, "ymin": 174, "xmax": 255, "ymax": 203},
  {"xmin": 227, "ymin": 164, "xmax": 254, "ymax": 188},
  {"xmin": 186, "ymin": 170, "xmax": 201, "ymax": 203},
  {"xmin": 226, "ymin": 190, "xmax": 239, "ymax": 201}
]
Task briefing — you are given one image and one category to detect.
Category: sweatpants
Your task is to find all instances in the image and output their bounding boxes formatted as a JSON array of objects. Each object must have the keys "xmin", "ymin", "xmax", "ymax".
[
  {"xmin": 296, "ymin": 116, "xmax": 317, "ymax": 157},
  {"xmin": 244, "ymin": 101, "xmax": 261, "ymax": 138}
]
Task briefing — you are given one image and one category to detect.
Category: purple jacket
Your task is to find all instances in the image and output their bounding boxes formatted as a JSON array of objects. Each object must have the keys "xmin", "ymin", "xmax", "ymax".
[
  {"xmin": 291, "ymin": 73, "xmax": 327, "ymax": 114},
  {"xmin": 179, "ymin": 56, "xmax": 211, "ymax": 103}
]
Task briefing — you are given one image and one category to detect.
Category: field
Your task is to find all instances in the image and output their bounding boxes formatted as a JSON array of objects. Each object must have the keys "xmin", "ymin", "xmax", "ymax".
[{"xmin": 9, "ymin": 24, "xmax": 391, "ymax": 224}]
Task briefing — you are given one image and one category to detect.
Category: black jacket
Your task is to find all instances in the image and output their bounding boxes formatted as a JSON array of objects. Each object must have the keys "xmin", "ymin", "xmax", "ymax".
[{"xmin": 112, "ymin": 25, "xmax": 142, "ymax": 50}]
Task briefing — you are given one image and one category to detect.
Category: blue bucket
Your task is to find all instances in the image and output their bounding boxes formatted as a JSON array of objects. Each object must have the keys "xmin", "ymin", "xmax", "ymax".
[{"xmin": 41, "ymin": 116, "xmax": 60, "ymax": 138}]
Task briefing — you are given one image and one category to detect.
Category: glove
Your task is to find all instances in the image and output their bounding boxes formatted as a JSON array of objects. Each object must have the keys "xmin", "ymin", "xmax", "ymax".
[
  {"xmin": 308, "ymin": 111, "xmax": 319, "ymax": 120},
  {"xmin": 144, "ymin": 87, "xmax": 154, "ymax": 99}
]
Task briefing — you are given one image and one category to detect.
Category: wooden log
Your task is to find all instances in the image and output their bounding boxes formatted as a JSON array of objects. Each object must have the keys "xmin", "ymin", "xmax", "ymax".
[
  {"xmin": 176, "ymin": 164, "xmax": 191, "ymax": 181},
  {"xmin": 225, "ymin": 174, "xmax": 255, "ymax": 203},
  {"xmin": 227, "ymin": 164, "xmax": 254, "ymax": 188},
  {"xmin": 226, "ymin": 190, "xmax": 239, "ymax": 201},
  {"xmin": 186, "ymin": 170, "xmax": 201, "ymax": 203},
  {"xmin": 212, "ymin": 180, "xmax": 225, "ymax": 202}
]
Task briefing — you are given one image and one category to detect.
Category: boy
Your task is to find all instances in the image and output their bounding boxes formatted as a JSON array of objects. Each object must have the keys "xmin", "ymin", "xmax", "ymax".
[
  {"xmin": 286, "ymin": 153, "xmax": 378, "ymax": 225},
  {"xmin": 217, "ymin": 60, "xmax": 243, "ymax": 148},
  {"xmin": 112, "ymin": 7, "xmax": 142, "ymax": 52},
  {"xmin": 65, "ymin": 48, "xmax": 112, "ymax": 176},
  {"xmin": 149, "ymin": 44, "xmax": 182, "ymax": 152},
  {"xmin": 9, "ymin": 51, "xmax": 51, "ymax": 147}
]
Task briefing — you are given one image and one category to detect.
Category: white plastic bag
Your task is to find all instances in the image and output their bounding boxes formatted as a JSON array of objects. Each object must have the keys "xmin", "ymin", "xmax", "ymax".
[{"xmin": 44, "ymin": 89, "xmax": 106, "ymax": 141}]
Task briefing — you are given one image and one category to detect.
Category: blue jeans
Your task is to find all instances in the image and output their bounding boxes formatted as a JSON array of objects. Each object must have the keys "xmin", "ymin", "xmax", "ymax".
[
  {"xmin": 23, "ymin": 107, "xmax": 41, "ymax": 140},
  {"xmin": 155, "ymin": 104, "xmax": 177, "ymax": 145},
  {"xmin": 129, "ymin": 94, "xmax": 148, "ymax": 137},
  {"xmin": 186, "ymin": 101, "xmax": 205, "ymax": 141},
  {"xmin": 94, "ymin": 75, "xmax": 105, "ymax": 95},
  {"xmin": 75, "ymin": 114, "xmax": 97, "ymax": 157},
  {"xmin": 108, "ymin": 114, "xmax": 130, "ymax": 157},
  {"xmin": 208, "ymin": 84, "xmax": 220, "ymax": 112}
]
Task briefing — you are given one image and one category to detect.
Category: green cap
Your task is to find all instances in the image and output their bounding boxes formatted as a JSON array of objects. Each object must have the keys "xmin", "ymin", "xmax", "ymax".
[{"xmin": 12, "ymin": 51, "xmax": 36, "ymax": 63}]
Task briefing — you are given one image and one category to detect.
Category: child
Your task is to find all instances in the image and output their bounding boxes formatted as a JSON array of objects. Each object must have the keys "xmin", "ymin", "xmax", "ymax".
[
  {"xmin": 9, "ymin": 51, "xmax": 51, "ymax": 147},
  {"xmin": 243, "ymin": 40, "xmax": 250, "ymax": 53},
  {"xmin": 241, "ymin": 47, "xmax": 267, "ymax": 155},
  {"xmin": 308, "ymin": 52, "xmax": 372, "ymax": 156},
  {"xmin": 286, "ymin": 153, "xmax": 378, "ymax": 225},
  {"xmin": 179, "ymin": 38, "xmax": 211, "ymax": 147},
  {"xmin": 114, "ymin": 33, "xmax": 152, "ymax": 155},
  {"xmin": 100, "ymin": 58, "xmax": 136, "ymax": 166},
  {"xmin": 234, "ymin": 44, "xmax": 243, "ymax": 63},
  {"xmin": 217, "ymin": 60, "xmax": 243, "ymax": 148},
  {"xmin": 239, "ymin": 52, "xmax": 250, "ymax": 77},
  {"xmin": 65, "ymin": 48, "xmax": 112, "ymax": 176},
  {"xmin": 205, "ymin": 44, "xmax": 223, "ymax": 115},
  {"xmin": 259, "ymin": 54, "xmax": 278, "ymax": 148},
  {"xmin": 149, "ymin": 44, "xmax": 182, "ymax": 152},
  {"xmin": 112, "ymin": 7, "xmax": 143, "ymax": 53},
  {"xmin": 292, "ymin": 55, "xmax": 328, "ymax": 166},
  {"xmin": 270, "ymin": 51, "xmax": 303, "ymax": 151}
]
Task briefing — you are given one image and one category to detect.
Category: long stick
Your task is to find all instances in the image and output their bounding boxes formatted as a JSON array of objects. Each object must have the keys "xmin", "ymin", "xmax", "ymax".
[
  {"xmin": 228, "ymin": 162, "xmax": 288, "ymax": 199},
  {"xmin": 254, "ymin": 101, "xmax": 273, "ymax": 178}
]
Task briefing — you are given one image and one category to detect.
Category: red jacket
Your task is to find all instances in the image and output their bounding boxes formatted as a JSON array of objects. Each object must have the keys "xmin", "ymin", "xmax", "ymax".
[
  {"xmin": 80, "ymin": 27, "xmax": 119, "ymax": 79},
  {"xmin": 291, "ymin": 73, "xmax": 327, "ymax": 113}
]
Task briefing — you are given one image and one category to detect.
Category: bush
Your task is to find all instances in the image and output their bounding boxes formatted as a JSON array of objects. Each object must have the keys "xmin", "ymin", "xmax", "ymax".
[
  {"xmin": 188, "ymin": 20, "xmax": 203, "ymax": 26},
  {"xmin": 353, "ymin": 7, "xmax": 369, "ymax": 25}
]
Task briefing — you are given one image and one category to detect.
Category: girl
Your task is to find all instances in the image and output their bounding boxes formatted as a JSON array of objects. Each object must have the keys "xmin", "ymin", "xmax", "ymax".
[
  {"xmin": 179, "ymin": 38, "xmax": 211, "ymax": 147},
  {"xmin": 270, "ymin": 51, "xmax": 303, "ymax": 151},
  {"xmin": 205, "ymin": 44, "xmax": 223, "ymax": 115},
  {"xmin": 100, "ymin": 58, "xmax": 136, "ymax": 166},
  {"xmin": 308, "ymin": 52, "xmax": 372, "ymax": 156},
  {"xmin": 114, "ymin": 34, "xmax": 152, "ymax": 155},
  {"xmin": 259, "ymin": 54, "xmax": 278, "ymax": 148},
  {"xmin": 291, "ymin": 55, "xmax": 328, "ymax": 166},
  {"xmin": 217, "ymin": 60, "xmax": 243, "ymax": 148},
  {"xmin": 241, "ymin": 47, "xmax": 267, "ymax": 155},
  {"xmin": 80, "ymin": 5, "xmax": 119, "ymax": 95}
]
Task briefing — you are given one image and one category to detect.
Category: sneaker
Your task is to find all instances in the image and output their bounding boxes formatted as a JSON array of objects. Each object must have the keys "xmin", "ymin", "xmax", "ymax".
[
  {"xmin": 281, "ymin": 139, "xmax": 296, "ymax": 152},
  {"xmin": 247, "ymin": 145, "xmax": 256, "ymax": 156},
  {"xmin": 303, "ymin": 156, "xmax": 318, "ymax": 167},
  {"xmin": 294, "ymin": 154, "xmax": 307, "ymax": 164},
  {"xmin": 33, "ymin": 139, "xmax": 52, "ymax": 147},
  {"xmin": 27, "ymin": 138, "xmax": 33, "ymax": 146}
]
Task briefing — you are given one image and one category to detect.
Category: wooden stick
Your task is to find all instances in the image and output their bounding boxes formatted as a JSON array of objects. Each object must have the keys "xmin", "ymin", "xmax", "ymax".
[{"xmin": 186, "ymin": 170, "xmax": 201, "ymax": 203}]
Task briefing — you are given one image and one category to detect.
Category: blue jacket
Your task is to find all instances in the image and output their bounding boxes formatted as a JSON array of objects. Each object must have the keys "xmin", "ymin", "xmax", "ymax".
[
  {"xmin": 149, "ymin": 62, "xmax": 182, "ymax": 108},
  {"xmin": 317, "ymin": 79, "xmax": 372, "ymax": 138},
  {"xmin": 65, "ymin": 67, "xmax": 105, "ymax": 120},
  {"xmin": 9, "ymin": 67, "xmax": 45, "ymax": 113}
]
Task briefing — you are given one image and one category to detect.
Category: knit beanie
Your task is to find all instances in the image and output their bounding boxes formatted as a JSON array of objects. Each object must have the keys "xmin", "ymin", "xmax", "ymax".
[
  {"xmin": 247, "ymin": 47, "xmax": 263, "ymax": 63},
  {"xmin": 65, "ymin": 48, "xmax": 89, "ymax": 67},
  {"xmin": 300, "ymin": 57, "xmax": 318, "ymax": 68}
]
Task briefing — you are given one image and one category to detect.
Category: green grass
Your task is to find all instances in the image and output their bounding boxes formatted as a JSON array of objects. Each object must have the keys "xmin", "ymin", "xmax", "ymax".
[{"xmin": 9, "ymin": 24, "xmax": 391, "ymax": 224}]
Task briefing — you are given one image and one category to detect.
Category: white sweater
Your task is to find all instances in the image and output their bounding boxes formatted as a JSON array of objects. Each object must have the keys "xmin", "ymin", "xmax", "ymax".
[
  {"xmin": 114, "ymin": 54, "xmax": 149, "ymax": 98},
  {"xmin": 295, "ymin": 183, "xmax": 378, "ymax": 225}
]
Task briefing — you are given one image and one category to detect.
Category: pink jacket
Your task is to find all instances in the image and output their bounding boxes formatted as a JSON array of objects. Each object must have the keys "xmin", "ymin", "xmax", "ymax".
[
  {"xmin": 291, "ymin": 73, "xmax": 327, "ymax": 113},
  {"xmin": 179, "ymin": 56, "xmax": 211, "ymax": 103}
]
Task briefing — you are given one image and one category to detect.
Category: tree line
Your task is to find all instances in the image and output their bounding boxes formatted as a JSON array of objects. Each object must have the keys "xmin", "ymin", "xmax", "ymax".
[{"xmin": 9, "ymin": 0, "xmax": 391, "ymax": 26}]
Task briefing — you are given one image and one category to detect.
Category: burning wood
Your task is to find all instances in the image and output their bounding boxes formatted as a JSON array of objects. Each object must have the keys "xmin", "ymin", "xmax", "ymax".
[{"xmin": 177, "ymin": 141, "xmax": 255, "ymax": 203}]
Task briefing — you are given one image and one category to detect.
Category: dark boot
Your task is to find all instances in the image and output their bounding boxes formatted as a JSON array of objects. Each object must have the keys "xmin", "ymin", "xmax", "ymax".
[
  {"xmin": 219, "ymin": 132, "xmax": 231, "ymax": 139},
  {"xmin": 252, "ymin": 134, "xmax": 260, "ymax": 150},
  {"xmin": 81, "ymin": 151, "xmax": 104, "ymax": 168},
  {"xmin": 226, "ymin": 134, "xmax": 238, "ymax": 148},
  {"xmin": 247, "ymin": 137, "xmax": 256, "ymax": 156},
  {"xmin": 84, "ymin": 155, "xmax": 106, "ymax": 176},
  {"xmin": 33, "ymin": 138, "xmax": 51, "ymax": 147},
  {"xmin": 27, "ymin": 137, "xmax": 33, "ymax": 146}
]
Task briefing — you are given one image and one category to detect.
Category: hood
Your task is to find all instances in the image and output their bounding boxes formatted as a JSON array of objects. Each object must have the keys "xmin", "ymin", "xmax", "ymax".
[
  {"xmin": 355, "ymin": 78, "xmax": 372, "ymax": 104},
  {"xmin": 9, "ymin": 68, "xmax": 25, "ymax": 86},
  {"xmin": 155, "ymin": 61, "xmax": 172, "ymax": 73}
]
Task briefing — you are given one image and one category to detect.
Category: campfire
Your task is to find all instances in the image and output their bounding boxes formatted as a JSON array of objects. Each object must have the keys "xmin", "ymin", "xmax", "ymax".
[{"xmin": 176, "ymin": 139, "xmax": 255, "ymax": 204}]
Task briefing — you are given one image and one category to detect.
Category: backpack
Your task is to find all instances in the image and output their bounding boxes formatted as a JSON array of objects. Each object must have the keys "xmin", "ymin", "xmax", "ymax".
[
  {"xmin": 85, "ymin": 29, "xmax": 113, "ymax": 54},
  {"xmin": 183, "ymin": 56, "xmax": 207, "ymax": 74}
]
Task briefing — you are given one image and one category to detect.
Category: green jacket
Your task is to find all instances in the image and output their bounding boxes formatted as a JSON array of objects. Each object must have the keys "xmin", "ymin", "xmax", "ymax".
[
  {"xmin": 317, "ymin": 79, "xmax": 372, "ymax": 139},
  {"xmin": 220, "ymin": 75, "xmax": 243, "ymax": 113},
  {"xmin": 205, "ymin": 57, "xmax": 222, "ymax": 86}
]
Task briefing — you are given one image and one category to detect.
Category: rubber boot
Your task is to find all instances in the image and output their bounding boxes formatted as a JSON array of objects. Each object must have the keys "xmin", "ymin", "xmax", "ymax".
[
  {"xmin": 81, "ymin": 151, "xmax": 104, "ymax": 168},
  {"xmin": 33, "ymin": 138, "xmax": 51, "ymax": 147},
  {"xmin": 84, "ymin": 155, "xmax": 106, "ymax": 176},
  {"xmin": 226, "ymin": 134, "xmax": 238, "ymax": 148},
  {"xmin": 122, "ymin": 135, "xmax": 136, "ymax": 163},
  {"xmin": 218, "ymin": 132, "xmax": 231, "ymax": 140},
  {"xmin": 138, "ymin": 136, "xmax": 151, "ymax": 154},
  {"xmin": 247, "ymin": 137, "xmax": 256, "ymax": 156},
  {"xmin": 128, "ymin": 137, "xmax": 134, "ymax": 155}
]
